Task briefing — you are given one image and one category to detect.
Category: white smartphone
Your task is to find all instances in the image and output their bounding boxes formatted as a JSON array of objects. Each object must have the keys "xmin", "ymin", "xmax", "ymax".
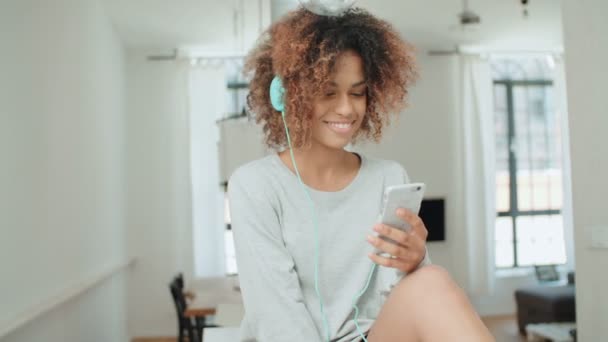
[{"xmin": 374, "ymin": 183, "xmax": 426, "ymax": 254}]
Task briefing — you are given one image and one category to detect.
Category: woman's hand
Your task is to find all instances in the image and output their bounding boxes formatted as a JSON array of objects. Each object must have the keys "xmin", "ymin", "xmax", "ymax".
[{"xmin": 366, "ymin": 208, "xmax": 429, "ymax": 273}]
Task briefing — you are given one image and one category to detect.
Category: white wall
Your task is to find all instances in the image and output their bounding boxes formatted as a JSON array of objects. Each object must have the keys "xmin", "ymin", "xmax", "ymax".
[
  {"xmin": 2, "ymin": 274, "xmax": 128, "ymax": 342},
  {"xmin": 0, "ymin": 0, "xmax": 128, "ymax": 341},
  {"xmin": 125, "ymin": 50, "xmax": 195, "ymax": 337},
  {"xmin": 562, "ymin": 0, "xmax": 608, "ymax": 340}
]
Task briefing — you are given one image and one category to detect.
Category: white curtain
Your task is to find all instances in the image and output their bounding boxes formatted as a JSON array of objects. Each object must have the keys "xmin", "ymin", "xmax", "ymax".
[
  {"xmin": 459, "ymin": 54, "xmax": 496, "ymax": 296},
  {"xmin": 188, "ymin": 65, "xmax": 228, "ymax": 277},
  {"xmin": 553, "ymin": 56, "xmax": 576, "ymax": 272}
]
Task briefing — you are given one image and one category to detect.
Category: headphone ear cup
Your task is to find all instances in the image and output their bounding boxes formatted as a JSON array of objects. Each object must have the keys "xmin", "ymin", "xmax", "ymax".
[{"xmin": 269, "ymin": 76, "xmax": 286, "ymax": 113}]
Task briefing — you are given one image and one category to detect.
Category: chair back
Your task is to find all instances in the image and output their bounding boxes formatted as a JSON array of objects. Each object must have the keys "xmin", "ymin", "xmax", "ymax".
[
  {"xmin": 170, "ymin": 281, "xmax": 188, "ymax": 318},
  {"xmin": 175, "ymin": 272, "xmax": 185, "ymax": 289},
  {"xmin": 169, "ymin": 280, "xmax": 198, "ymax": 342}
]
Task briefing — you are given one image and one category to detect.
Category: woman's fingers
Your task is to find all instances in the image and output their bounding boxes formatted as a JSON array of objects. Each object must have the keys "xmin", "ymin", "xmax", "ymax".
[
  {"xmin": 373, "ymin": 223, "xmax": 410, "ymax": 247},
  {"xmin": 396, "ymin": 208, "xmax": 428, "ymax": 240},
  {"xmin": 367, "ymin": 209, "xmax": 430, "ymax": 272},
  {"xmin": 367, "ymin": 250, "xmax": 408, "ymax": 269},
  {"xmin": 367, "ymin": 234, "xmax": 408, "ymax": 259}
]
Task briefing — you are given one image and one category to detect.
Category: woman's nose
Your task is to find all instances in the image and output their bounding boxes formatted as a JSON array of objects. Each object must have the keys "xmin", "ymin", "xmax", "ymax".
[{"xmin": 334, "ymin": 94, "xmax": 355, "ymax": 117}]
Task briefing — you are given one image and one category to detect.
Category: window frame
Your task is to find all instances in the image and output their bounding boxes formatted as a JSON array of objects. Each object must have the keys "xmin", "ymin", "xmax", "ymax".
[{"xmin": 494, "ymin": 78, "xmax": 565, "ymax": 269}]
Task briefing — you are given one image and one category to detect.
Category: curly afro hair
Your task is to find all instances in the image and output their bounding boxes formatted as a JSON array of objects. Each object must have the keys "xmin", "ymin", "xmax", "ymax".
[{"xmin": 244, "ymin": 6, "xmax": 419, "ymax": 150}]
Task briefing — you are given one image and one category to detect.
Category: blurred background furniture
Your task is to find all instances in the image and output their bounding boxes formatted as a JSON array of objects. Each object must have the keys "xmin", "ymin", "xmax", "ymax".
[
  {"xmin": 525, "ymin": 322, "xmax": 576, "ymax": 342},
  {"xmin": 169, "ymin": 273, "xmax": 222, "ymax": 342},
  {"xmin": 183, "ymin": 275, "xmax": 243, "ymax": 319},
  {"xmin": 514, "ymin": 271, "xmax": 576, "ymax": 335}
]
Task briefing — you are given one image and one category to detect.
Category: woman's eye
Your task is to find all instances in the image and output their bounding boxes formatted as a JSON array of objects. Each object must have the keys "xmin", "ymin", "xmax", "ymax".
[{"xmin": 351, "ymin": 93, "xmax": 366, "ymax": 97}]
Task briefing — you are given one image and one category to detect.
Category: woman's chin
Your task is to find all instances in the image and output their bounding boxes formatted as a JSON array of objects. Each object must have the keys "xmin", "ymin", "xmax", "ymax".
[
  {"xmin": 311, "ymin": 129, "xmax": 360, "ymax": 150},
  {"xmin": 316, "ymin": 137, "xmax": 353, "ymax": 150}
]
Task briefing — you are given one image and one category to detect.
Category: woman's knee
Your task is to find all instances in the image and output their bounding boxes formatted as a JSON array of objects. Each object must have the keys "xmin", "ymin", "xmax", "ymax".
[
  {"xmin": 394, "ymin": 264, "xmax": 459, "ymax": 297},
  {"xmin": 412, "ymin": 264, "xmax": 451, "ymax": 279}
]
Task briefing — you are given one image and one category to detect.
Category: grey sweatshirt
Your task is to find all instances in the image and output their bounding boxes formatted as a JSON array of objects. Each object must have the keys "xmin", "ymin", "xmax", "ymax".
[{"xmin": 228, "ymin": 152, "xmax": 431, "ymax": 342}]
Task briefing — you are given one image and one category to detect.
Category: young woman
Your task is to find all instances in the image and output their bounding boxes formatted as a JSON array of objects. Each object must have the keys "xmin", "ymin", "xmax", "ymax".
[{"xmin": 228, "ymin": 6, "xmax": 495, "ymax": 342}]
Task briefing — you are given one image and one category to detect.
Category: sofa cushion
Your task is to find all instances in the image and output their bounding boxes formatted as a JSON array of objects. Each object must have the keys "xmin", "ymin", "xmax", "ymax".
[{"xmin": 515, "ymin": 285, "xmax": 575, "ymax": 314}]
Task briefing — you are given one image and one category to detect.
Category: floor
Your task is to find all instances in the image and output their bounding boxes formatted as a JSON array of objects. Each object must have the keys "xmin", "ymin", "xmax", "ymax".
[
  {"xmin": 133, "ymin": 315, "xmax": 527, "ymax": 342},
  {"xmin": 482, "ymin": 315, "xmax": 527, "ymax": 342}
]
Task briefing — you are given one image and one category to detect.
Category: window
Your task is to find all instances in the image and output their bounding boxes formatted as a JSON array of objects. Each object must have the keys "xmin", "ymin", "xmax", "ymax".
[{"xmin": 492, "ymin": 56, "xmax": 567, "ymax": 268}]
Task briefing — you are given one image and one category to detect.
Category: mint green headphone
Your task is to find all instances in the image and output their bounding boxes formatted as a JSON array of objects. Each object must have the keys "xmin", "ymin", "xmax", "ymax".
[
  {"xmin": 270, "ymin": 76, "xmax": 286, "ymax": 113},
  {"xmin": 269, "ymin": 75, "xmax": 375, "ymax": 342}
]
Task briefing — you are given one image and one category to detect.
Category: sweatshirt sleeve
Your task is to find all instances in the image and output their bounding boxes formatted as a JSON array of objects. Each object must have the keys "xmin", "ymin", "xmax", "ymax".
[{"xmin": 228, "ymin": 169, "xmax": 322, "ymax": 342}]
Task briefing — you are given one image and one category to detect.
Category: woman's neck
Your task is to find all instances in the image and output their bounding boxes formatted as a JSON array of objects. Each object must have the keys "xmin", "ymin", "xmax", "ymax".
[{"xmin": 279, "ymin": 142, "xmax": 360, "ymax": 187}]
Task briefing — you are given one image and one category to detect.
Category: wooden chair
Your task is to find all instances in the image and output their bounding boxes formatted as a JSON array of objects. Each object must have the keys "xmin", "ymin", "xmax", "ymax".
[{"xmin": 170, "ymin": 274, "xmax": 220, "ymax": 341}]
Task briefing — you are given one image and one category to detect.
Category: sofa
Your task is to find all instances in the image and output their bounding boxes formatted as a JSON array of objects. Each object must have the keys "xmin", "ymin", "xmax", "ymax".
[{"xmin": 514, "ymin": 271, "xmax": 576, "ymax": 335}]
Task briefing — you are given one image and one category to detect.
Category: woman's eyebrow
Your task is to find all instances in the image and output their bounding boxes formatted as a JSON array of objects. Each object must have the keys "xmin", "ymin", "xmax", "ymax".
[
  {"xmin": 327, "ymin": 80, "xmax": 367, "ymax": 87},
  {"xmin": 351, "ymin": 80, "xmax": 367, "ymax": 87}
]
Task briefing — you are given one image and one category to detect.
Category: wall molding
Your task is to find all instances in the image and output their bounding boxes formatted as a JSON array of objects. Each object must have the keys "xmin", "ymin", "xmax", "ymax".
[{"xmin": 0, "ymin": 257, "xmax": 136, "ymax": 339}]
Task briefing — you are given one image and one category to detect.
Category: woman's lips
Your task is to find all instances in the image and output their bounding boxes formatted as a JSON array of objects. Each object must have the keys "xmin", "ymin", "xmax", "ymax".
[{"xmin": 324, "ymin": 120, "xmax": 355, "ymax": 134}]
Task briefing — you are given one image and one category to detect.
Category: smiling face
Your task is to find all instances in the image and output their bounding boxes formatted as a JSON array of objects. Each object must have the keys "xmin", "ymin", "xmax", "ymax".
[{"xmin": 310, "ymin": 49, "xmax": 367, "ymax": 150}]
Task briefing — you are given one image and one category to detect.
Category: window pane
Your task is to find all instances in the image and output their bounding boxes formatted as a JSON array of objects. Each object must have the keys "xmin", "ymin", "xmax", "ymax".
[
  {"xmin": 547, "ymin": 170, "xmax": 563, "ymax": 210},
  {"xmin": 513, "ymin": 85, "xmax": 563, "ymax": 211},
  {"xmin": 495, "ymin": 216, "xmax": 514, "ymax": 267},
  {"xmin": 491, "ymin": 56, "xmax": 554, "ymax": 80},
  {"xmin": 494, "ymin": 83, "xmax": 507, "ymax": 114},
  {"xmin": 515, "ymin": 215, "xmax": 567, "ymax": 266},
  {"xmin": 496, "ymin": 171, "xmax": 510, "ymax": 212},
  {"xmin": 516, "ymin": 170, "xmax": 563, "ymax": 211},
  {"xmin": 513, "ymin": 86, "xmax": 531, "ymax": 171},
  {"xmin": 516, "ymin": 170, "xmax": 532, "ymax": 211}
]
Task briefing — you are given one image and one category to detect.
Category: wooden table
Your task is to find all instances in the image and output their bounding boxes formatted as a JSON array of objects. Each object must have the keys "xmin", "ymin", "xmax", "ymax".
[{"xmin": 183, "ymin": 276, "xmax": 243, "ymax": 318}]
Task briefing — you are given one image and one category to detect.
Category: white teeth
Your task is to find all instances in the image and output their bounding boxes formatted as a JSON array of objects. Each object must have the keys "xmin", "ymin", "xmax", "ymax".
[{"xmin": 327, "ymin": 122, "xmax": 352, "ymax": 129}]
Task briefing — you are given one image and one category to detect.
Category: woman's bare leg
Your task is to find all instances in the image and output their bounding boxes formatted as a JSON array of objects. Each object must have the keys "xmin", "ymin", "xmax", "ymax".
[{"xmin": 367, "ymin": 265, "xmax": 495, "ymax": 342}]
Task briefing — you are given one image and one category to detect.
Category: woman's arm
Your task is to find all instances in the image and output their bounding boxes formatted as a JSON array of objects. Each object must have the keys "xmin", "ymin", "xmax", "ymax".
[{"xmin": 229, "ymin": 171, "xmax": 322, "ymax": 341}]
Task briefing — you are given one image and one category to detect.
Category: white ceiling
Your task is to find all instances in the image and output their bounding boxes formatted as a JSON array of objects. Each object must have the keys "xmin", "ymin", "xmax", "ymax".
[{"xmin": 102, "ymin": 0, "xmax": 563, "ymax": 53}]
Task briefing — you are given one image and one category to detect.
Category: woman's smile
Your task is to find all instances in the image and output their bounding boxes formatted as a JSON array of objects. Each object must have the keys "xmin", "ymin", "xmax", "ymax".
[{"xmin": 323, "ymin": 120, "xmax": 357, "ymax": 134}]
